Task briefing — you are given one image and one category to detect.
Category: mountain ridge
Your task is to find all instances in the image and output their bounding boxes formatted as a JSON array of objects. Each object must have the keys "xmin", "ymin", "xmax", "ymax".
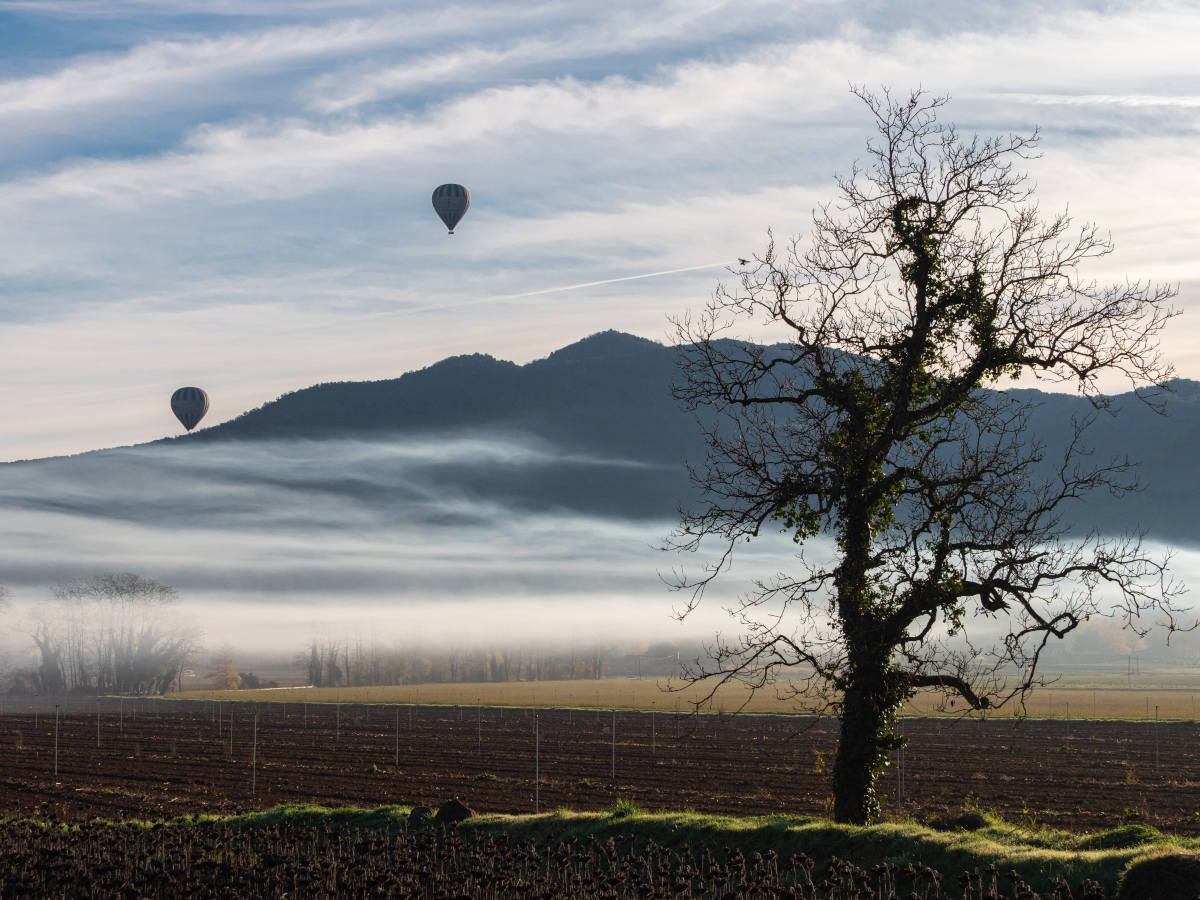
[{"xmin": 6, "ymin": 330, "xmax": 1199, "ymax": 544}]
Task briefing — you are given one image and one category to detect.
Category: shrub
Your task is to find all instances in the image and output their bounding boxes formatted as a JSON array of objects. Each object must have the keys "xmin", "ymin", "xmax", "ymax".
[
  {"xmin": 1117, "ymin": 851, "xmax": 1200, "ymax": 900},
  {"xmin": 610, "ymin": 798, "xmax": 647, "ymax": 819}
]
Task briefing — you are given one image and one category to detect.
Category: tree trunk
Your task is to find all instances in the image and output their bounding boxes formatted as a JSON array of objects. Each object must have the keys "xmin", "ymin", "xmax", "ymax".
[{"xmin": 830, "ymin": 671, "xmax": 888, "ymax": 824}]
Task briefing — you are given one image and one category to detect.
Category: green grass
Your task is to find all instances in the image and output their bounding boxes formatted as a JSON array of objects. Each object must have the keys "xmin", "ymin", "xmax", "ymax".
[
  {"xmin": 10, "ymin": 802, "xmax": 1197, "ymax": 895},
  {"xmin": 189, "ymin": 802, "xmax": 1195, "ymax": 895}
]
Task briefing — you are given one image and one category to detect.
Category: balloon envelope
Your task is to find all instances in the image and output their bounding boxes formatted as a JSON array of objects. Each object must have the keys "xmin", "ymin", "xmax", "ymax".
[
  {"xmin": 432, "ymin": 183, "xmax": 471, "ymax": 233},
  {"xmin": 171, "ymin": 387, "xmax": 209, "ymax": 431}
]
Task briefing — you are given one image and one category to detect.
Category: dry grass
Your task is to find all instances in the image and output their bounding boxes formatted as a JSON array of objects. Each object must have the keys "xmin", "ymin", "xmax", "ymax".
[{"xmin": 170, "ymin": 677, "xmax": 1200, "ymax": 721}]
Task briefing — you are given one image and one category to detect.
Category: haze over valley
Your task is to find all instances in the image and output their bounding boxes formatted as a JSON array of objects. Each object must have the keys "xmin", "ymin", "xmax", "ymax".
[{"xmin": 2, "ymin": 330, "xmax": 1198, "ymax": 661}]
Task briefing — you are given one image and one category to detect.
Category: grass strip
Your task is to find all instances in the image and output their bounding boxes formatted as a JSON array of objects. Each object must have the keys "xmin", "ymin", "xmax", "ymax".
[{"xmin": 201, "ymin": 802, "xmax": 1199, "ymax": 894}]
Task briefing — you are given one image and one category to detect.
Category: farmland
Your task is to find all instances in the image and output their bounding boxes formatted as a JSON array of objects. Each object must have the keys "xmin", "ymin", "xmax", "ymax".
[
  {"xmin": 179, "ymin": 674, "xmax": 1200, "ymax": 721},
  {"xmin": 2, "ymin": 696, "xmax": 1199, "ymax": 834}
]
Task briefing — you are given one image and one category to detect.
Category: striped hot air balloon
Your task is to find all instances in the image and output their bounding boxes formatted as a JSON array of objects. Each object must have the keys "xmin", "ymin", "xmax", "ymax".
[
  {"xmin": 170, "ymin": 387, "xmax": 209, "ymax": 432},
  {"xmin": 432, "ymin": 183, "xmax": 471, "ymax": 233}
]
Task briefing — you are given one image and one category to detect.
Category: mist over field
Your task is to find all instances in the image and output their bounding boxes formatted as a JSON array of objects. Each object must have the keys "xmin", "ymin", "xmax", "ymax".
[{"xmin": 0, "ymin": 433, "xmax": 794, "ymax": 652}]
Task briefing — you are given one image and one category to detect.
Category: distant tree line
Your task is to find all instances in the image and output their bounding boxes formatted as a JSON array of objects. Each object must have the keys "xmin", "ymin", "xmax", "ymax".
[
  {"xmin": 12, "ymin": 574, "xmax": 203, "ymax": 695},
  {"xmin": 293, "ymin": 636, "xmax": 684, "ymax": 687}
]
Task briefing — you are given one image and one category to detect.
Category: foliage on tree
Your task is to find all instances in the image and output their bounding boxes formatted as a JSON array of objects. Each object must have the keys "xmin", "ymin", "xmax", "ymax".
[
  {"xmin": 668, "ymin": 88, "xmax": 1191, "ymax": 825},
  {"xmin": 206, "ymin": 642, "xmax": 242, "ymax": 690}
]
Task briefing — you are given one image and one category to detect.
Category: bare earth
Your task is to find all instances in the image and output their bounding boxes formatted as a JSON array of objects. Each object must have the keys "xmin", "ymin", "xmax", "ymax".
[{"xmin": 2, "ymin": 698, "xmax": 1198, "ymax": 832}]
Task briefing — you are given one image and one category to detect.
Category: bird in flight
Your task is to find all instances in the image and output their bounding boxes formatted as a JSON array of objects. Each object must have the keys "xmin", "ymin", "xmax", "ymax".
[{"xmin": 738, "ymin": 258, "xmax": 750, "ymax": 265}]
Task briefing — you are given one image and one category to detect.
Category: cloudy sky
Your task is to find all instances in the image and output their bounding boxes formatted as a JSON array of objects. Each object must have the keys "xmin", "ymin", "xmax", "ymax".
[{"xmin": 1, "ymin": 0, "xmax": 1199, "ymax": 462}]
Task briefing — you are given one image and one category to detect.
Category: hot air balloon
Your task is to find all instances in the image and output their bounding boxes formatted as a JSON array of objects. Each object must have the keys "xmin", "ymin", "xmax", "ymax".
[
  {"xmin": 432, "ymin": 183, "xmax": 471, "ymax": 233},
  {"xmin": 171, "ymin": 387, "xmax": 209, "ymax": 432}
]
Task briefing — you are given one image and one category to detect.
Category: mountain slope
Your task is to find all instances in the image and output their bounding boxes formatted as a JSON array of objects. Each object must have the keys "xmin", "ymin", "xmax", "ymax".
[
  {"xmin": 173, "ymin": 330, "xmax": 697, "ymax": 466},
  {"xmin": 16, "ymin": 330, "xmax": 1200, "ymax": 544}
]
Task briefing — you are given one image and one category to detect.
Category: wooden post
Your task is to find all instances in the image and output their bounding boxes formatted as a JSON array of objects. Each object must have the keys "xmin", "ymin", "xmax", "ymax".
[{"xmin": 252, "ymin": 712, "xmax": 258, "ymax": 795}]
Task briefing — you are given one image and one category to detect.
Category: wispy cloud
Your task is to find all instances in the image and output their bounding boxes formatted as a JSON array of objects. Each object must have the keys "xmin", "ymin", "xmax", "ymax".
[
  {"xmin": 996, "ymin": 93, "xmax": 1200, "ymax": 107},
  {"xmin": 1, "ymin": 0, "xmax": 1200, "ymax": 464}
]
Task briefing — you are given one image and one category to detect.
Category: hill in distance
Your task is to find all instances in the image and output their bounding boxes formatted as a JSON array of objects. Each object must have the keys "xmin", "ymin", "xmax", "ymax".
[{"xmin": 17, "ymin": 329, "xmax": 1200, "ymax": 544}]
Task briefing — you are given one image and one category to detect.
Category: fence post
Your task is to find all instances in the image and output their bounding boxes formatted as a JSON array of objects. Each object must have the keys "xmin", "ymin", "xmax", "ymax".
[
  {"xmin": 252, "ymin": 712, "xmax": 258, "ymax": 795},
  {"xmin": 535, "ymin": 714, "xmax": 540, "ymax": 814},
  {"xmin": 611, "ymin": 709, "xmax": 616, "ymax": 780},
  {"xmin": 54, "ymin": 705, "xmax": 59, "ymax": 780}
]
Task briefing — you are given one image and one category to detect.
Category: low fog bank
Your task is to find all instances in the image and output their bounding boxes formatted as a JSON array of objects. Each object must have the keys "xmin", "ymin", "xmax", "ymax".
[
  {"xmin": 0, "ymin": 434, "xmax": 791, "ymax": 658},
  {"xmin": 1, "ymin": 430, "xmax": 1196, "ymax": 687}
]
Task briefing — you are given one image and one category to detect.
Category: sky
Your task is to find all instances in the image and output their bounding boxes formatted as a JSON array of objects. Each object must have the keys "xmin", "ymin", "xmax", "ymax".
[
  {"xmin": 1, "ymin": 0, "xmax": 1199, "ymax": 462},
  {"xmin": 3, "ymin": 0, "xmax": 1200, "ymax": 655}
]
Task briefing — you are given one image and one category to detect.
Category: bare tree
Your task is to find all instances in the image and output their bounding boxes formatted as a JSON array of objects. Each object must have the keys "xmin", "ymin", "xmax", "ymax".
[
  {"xmin": 668, "ymin": 88, "xmax": 1191, "ymax": 824},
  {"xmin": 206, "ymin": 642, "xmax": 242, "ymax": 690},
  {"xmin": 29, "ymin": 573, "xmax": 202, "ymax": 695}
]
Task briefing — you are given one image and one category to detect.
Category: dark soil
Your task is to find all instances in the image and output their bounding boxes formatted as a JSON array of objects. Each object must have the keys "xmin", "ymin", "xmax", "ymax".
[{"xmin": 1, "ymin": 697, "xmax": 1197, "ymax": 833}]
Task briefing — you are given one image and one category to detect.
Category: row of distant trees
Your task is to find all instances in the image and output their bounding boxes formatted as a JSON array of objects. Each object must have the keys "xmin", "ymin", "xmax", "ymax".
[
  {"xmin": 294, "ymin": 636, "xmax": 682, "ymax": 688},
  {"xmin": 0, "ymin": 576, "xmax": 685, "ymax": 694},
  {"xmin": 4, "ymin": 574, "xmax": 203, "ymax": 695}
]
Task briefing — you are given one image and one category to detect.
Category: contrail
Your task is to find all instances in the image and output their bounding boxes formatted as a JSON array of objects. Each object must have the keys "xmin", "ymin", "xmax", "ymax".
[
  {"xmin": 473, "ymin": 261, "xmax": 735, "ymax": 306},
  {"xmin": 267, "ymin": 261, "xmax": 735, "ymax": 336}
]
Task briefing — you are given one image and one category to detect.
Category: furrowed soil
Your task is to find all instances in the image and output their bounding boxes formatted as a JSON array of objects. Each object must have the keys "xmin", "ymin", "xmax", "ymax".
[{"xmin": 2, "ymin": 698, "xmax": 1198, "ymax": 832}]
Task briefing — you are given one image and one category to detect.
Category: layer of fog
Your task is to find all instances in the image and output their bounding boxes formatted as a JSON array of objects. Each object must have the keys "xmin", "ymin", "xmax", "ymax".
[
  {"xmin": 0, "ymin": 433, "xmax": 1192, "ymax": 664},
  {"xmin": 0, "ymin": 435, "xmax": 806, "ymax": 652}
]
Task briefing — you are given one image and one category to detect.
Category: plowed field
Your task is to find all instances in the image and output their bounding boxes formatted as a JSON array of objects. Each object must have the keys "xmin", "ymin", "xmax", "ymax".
[{"xmin": 2, "ymin": 698, "xmax": 1198, "ymax": 833}]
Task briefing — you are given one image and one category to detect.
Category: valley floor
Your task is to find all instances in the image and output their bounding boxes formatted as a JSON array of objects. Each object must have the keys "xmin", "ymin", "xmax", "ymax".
[{"xmin": 1, "ymin": 699, "xmax": 1199, "ymax": 837}]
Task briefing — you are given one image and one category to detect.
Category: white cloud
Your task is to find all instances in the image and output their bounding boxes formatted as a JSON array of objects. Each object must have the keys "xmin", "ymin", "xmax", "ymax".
[
  {"xmin": 0, "ymin": 19, "xmax": 395, "ymax": 120},
  {"xmin": 1, "ymin": 0, "xmax": 1200, "ymax": 463},
  {"xmin": 997, "ymin": 94, "xmax": 1200, "ymax": 107}
]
